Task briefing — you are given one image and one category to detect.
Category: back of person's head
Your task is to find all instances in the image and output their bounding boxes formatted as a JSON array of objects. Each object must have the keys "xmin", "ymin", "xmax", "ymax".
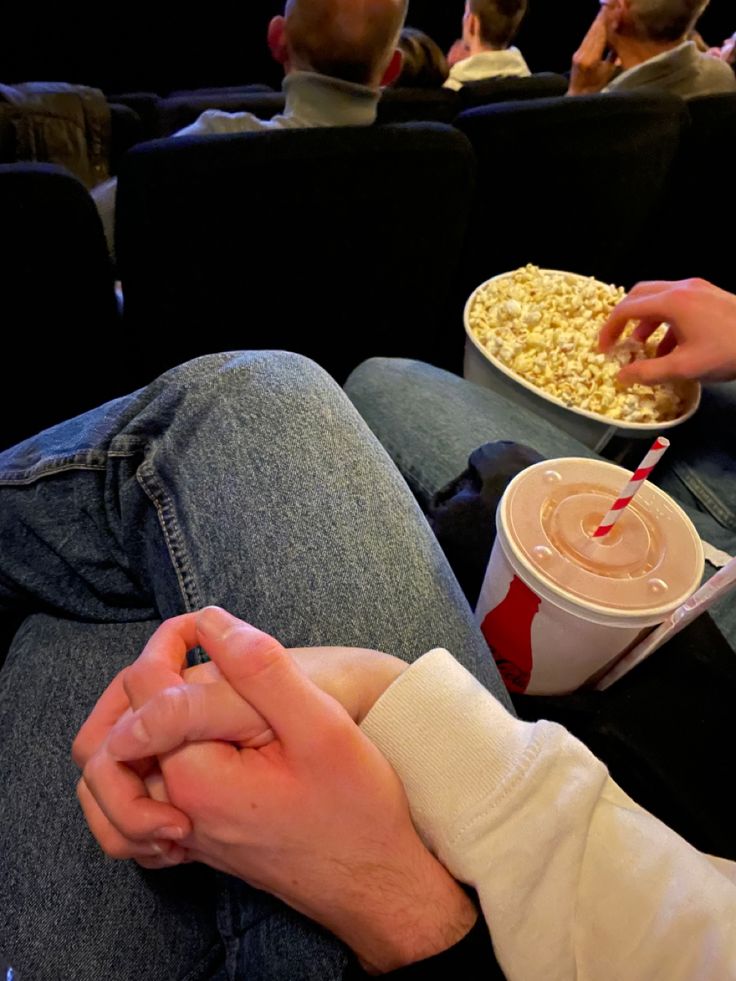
[
  {"xmin": 274, "ymin": 0, "xmax": 409, "ymax": 87},
  {"xmin": 467, "ymin": 0, "xmax": 528, "ymax": 49},
  {"xmin": 625, "ymin": 0, "xmax": 710, "ymax": 43},
  {"xmin": 395, "ymin": 27, "xmax": 449, "ymax": 87}
]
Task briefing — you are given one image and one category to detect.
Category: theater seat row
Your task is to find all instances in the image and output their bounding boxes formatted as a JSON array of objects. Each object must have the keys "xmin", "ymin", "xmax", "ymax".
[
  {"xmin": 110, "ymin": 73, "xmax": 568, "ymax": 140},
  {"xmin": 1, "ymin": 89, "xmax": 734, "ymax": 450}
]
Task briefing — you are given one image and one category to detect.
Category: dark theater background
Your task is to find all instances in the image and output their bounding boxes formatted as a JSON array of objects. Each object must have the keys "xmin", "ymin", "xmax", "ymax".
[{"xmin": 3, "ymin": 2, "xmax": 734, "ymax": 94}]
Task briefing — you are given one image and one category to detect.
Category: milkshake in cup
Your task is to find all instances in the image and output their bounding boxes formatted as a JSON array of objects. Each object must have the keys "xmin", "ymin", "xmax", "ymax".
[{"xmin": 476, "ymin": 457, "xmax": 704, "ymax": 695}]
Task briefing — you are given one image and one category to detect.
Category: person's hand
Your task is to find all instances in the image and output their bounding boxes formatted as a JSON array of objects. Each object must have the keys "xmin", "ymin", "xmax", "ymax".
[
  {"xmin": 709, "ymin": 33, "xmax": 736, "ymax": 63},
  {"xmin": 73, "ymin": 614, "xmax": 407, "ymax": 869},
  {"xmin": 598, "ymin": 278, "xmax": 736, "ymax": 385},
  {"xmin": 720, "ymin": 33, "xmax": 736, "ymax": 64},
  {"xmin": 72, "ymin": 616, "xmax": 210, "ymax": 869},
  {"xmin": 568, "ymin": 10, "xmax": 619, "ymax": 95},
  {"xmin": 447, "ymin": 38, "xmax": 470, "ymax": 68},
  {"xmin": 106, "ymin": 608, "xmax": 477, "ymax": 973}
]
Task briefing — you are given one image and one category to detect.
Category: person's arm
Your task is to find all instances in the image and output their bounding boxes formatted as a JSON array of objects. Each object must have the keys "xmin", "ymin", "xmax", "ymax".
[
  {"xmin": 710, "ymin": 33, "xmax": 736, "ymax": 64},
  {"xmin": 567, "ymin": 10, "xmax": 619, "ymax": 95},
  {"xmin": 361, "ymin": 648, "xmax": 736, "ymax": 981},
  {"xmin": 598, "ymin": 277, "xmax": 736, "ymax": 384},
  {"xmin": 80, "ymin": 609, "xmax": 736, "ymax": 978}
]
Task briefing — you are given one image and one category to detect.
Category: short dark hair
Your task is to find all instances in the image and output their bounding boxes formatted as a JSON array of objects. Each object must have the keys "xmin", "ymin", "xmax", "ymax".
[
  {"xmin": 396, "ymin": 27, "xmax": 449, "ymax": 87},
  {"xmin": 629, "ymin": 0, "xmax": 709, "ymax": 43},
  {"xmin": 469, "ymin": 0, "xmax": 528, "ymax": 49}
]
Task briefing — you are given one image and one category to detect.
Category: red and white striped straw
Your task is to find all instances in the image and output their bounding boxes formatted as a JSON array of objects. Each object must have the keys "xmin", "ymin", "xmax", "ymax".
[{"xmin": 593, "ymin": 436, "xmax": 670, "ymax": 538}]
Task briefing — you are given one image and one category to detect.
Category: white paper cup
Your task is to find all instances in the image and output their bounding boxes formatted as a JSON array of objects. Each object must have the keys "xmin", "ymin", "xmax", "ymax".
[{"xmin": 475, "ymin": 458, "xmax": 704, "ymax": 695}]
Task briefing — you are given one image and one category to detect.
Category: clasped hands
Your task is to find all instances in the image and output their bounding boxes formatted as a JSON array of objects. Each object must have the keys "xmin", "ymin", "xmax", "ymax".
[{"xmin": 72, "ymin": 606, "xmax": 477, "ymax": 973}]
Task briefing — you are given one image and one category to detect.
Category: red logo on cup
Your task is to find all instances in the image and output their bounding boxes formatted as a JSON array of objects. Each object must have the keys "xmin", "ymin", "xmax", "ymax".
[{"xmin": 480, "ymin": 575, "xmax": 540, "ymax": 693}]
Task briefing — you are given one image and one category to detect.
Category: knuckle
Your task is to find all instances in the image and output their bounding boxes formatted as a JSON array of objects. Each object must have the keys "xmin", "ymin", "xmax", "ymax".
[
  {"xmin": 81, "ymin": 752, "xmax": 104, "ymax": 792},
  {"xmin": 122, "ymin": 661, "xmax": 147, "ymax": 702},
  {"xmin": 245, "ymin": 633, "xmax": 288, "ymax": 678},
  {"xmin": 71, "ymin": 732, "xmax": 88, "ymax": 768},
  {"xmin": 155, "ymin": 685, "xmax": 193, "ymax": 734}
]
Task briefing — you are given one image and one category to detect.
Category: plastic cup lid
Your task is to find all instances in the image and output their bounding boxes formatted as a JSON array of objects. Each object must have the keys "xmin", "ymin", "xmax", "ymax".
[{"xmin": 500, "ymin": 458, "xmax": 704, "ymax": 617}]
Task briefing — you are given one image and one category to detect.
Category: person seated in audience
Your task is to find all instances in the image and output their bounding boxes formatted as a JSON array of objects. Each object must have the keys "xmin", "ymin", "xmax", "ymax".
[
  {"xmin": 568, "ymin": 0, "xmax": 736, "ymax": 97},
  {"xmin": 92, "ymin": 0, "xmax": 408, "ymax": 253},
  {"xmin": 3, "ymin": 278, "xmax": 736, "ymax": 980},
  {"xmin": 443, "ymin": 0, "xmax": 530, "ymax": 92},
  {"xmin": 393, "ymin": 27, "xmax": 449, "ymax": 88}
]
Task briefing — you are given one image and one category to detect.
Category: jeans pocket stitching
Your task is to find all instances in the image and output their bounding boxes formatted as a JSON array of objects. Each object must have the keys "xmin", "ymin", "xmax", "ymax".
[{"xmin": 673, "ymin": 459, "xmax": 736, "ymax": 532}]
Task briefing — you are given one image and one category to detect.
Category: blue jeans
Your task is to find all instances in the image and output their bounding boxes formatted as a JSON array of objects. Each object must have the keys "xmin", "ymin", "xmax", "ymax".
[
  {"xmin": 0, "ymin": 352, "xmax": 511, "ymax": 981},
  {"xmin": 344, "ymin": 359, "xmax": 736, "ymax": 649}
]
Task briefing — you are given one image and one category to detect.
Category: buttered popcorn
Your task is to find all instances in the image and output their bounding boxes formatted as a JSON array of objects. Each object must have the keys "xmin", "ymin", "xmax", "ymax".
[{"xmin": 468, "ymin": 266, "xmax": 685, "ymax": 423}]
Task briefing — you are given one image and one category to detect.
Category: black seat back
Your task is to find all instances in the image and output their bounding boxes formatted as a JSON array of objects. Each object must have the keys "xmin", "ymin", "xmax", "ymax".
[
  {"xmin": 377, "ymin": 87, "xmax": 460, "ymax": 124},
  {"xmin": 156, "ymin": 92, "xmax": 286, "ymax": 136},
  {"xmin": 642, "ymin": 92, "xmax": 736, "ymax": 292},
  {"xmin": 457, "ymin": 72, "xmax": 568, "ymax": 110},
  {"xmin": 0, "ymin": 163, "xmax": 121, "ymax": 449},
  {"xmin": 454, "ymin": 91, "xmax": 688, "ymax": 293},
  {"xmin": 116, "ymin": 123, "xmax": 476, "ymax": 384}
]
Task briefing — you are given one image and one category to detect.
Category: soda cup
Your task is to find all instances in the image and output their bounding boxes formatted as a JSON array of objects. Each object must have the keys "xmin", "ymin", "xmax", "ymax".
[{"xmin": 476, "ymin": 457, "xmax": 704, "ymax": 695}]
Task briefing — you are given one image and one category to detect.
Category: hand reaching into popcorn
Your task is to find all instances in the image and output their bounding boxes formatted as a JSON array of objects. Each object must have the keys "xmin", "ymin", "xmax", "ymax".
[{"xmin": 599, "ymin": 278, "xmax": 736, "ymax": 385}]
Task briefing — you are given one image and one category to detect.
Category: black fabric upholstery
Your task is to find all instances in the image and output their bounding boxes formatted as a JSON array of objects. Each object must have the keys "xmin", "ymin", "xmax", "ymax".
[
  {"xmin": 457, "ymin": 72, "xmax": 568, "ymax": 110},
  {"xmin": 634, "ymin": 92, "xmax": 736, "ymax": 293},
  {"xmin": 514, "ymin": 610, "xmax": 736, "ymax": 861},
  {"xmin": 156, "ymin": 92, "xmax": 286, "ymax": 137},
  {"xmin": 0, "ymin": 110, "xmax": 14, "ymax": 161},
  {"xmin": 168, "ymin": 84, "xmax": 274, "ymax": 97},
  {"xmin": 377, "ymin": 87, "xmax": 460, "ymax": 124},
  {"xmin": 454, "ymin": 91, "xmax": 688, "ymax": 294},
  {"xmin": 109, "ymin": 103, "xmax": 144, "ymax": 174},
  {"xmin": 0, "ymin": 163, "xmax": 122, "ymax": 449},
  {"xmin": 106, "ymin": 91, "xmax": 161, "ymax": 141},
  {"xmin": 116, "ymin": 123, "xmax": 475, "ymax": 385}
]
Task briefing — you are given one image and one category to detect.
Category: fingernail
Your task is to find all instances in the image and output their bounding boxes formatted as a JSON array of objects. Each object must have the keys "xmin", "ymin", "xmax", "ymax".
[
  {"xmin": 156, "ymin": 826, "xmax": 185, "ymax": 841},
  {"xmin": 196, "ymin": 606, "xmax": 243, "ymax": 641}
]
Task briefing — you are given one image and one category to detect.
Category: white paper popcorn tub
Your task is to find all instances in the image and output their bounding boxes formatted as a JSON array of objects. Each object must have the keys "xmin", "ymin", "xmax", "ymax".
[{"xmin": 463, "ymin": 268, "xmax": 701, "ymax": 453}]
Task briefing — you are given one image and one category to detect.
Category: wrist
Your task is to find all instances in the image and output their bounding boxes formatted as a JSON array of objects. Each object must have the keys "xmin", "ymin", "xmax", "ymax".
[{"xmin": 328, "ymin": 843, "xmax": 478, "ymax": 974}]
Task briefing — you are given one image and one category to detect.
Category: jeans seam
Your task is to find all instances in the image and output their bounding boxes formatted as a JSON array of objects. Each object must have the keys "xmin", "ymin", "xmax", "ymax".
[
  {"xmin": 136, "ymin": 460, "xmax": 204, "ymax": 613},
  {"xmin": 672, "ymin": 459, "xmax": 736, "ymax": 531},
  {"xmin": 0, "ymin": 461, "xmax": 108, "ymax": 484},
  {"xmin": 375, "ymin": 432, "xmax": 436, "ymax": 506},
  {"xmin": 178, "ymin": 940, "xmax": 226, "ymax": 981}
]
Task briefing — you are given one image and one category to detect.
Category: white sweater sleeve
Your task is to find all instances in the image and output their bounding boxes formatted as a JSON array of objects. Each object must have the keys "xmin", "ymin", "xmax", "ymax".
[{"xmin": 360, "ymin": 648, "xmax": 736, "ymax": 981}]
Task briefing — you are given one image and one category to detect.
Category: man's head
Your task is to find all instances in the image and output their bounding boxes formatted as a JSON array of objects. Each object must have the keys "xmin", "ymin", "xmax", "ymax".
[
  {"xmin": 601, "ymin": 0, "xmax": 710, "ymax": 46},
  {"xmin": 461, "ymin": 0, "xmax": 528, "ymax": 54},
  {"xmin": 268, "ymin": 0, "xmax": 409, "ymax": 89}
]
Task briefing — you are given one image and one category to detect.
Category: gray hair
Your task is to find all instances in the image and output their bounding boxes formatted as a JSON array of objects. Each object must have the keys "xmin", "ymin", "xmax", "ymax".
[{"xmin": 627, "ymin": 0, "xmax": 710, "ymax": 43}]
